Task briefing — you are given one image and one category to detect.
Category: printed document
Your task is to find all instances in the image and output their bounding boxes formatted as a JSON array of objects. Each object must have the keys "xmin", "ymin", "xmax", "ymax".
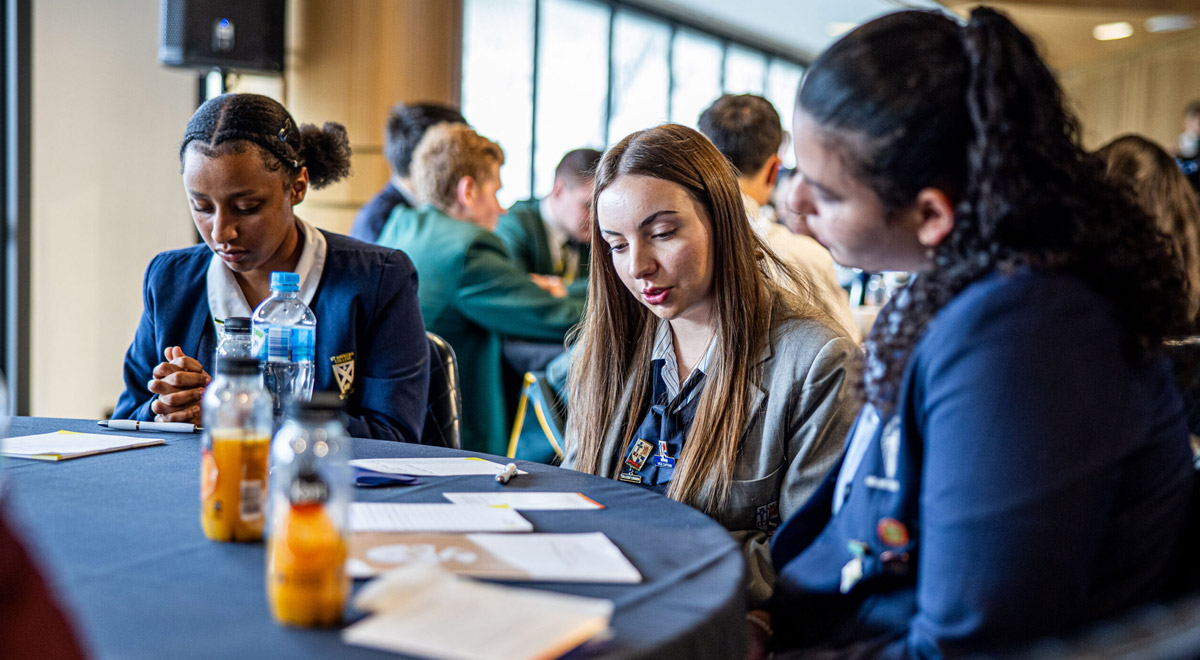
[
  {"xmin": 349, "ymin": 457, "xmax": 528, "ymax": 477},
  {"xmin": 349, "ymin": 503, "xmax": 533, "ymax": 533},
  {"xmin": 344, "ymin": 564, "xmax": 612, "ymax": 660},
  {"xmin": 442, "ymin": 491, "xmax": 603, "ymax": 510},
  {"xmin": 347, "ymin": 532, "xmax": 641, "ymax": 583},
  {"xmin": 1, "ymin": 432, "xmax": 164, "ymax": 461}
]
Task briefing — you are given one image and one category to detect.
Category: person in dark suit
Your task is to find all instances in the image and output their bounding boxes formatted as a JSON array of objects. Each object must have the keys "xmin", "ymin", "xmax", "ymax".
[
  {"xmin": 767, "ymin": 9, "xmax": 1194, "ymax": 659},
  {"xmin": 494, "ymin": 148, "xmax": 601, "ymax": 299},
  {"xmin": 349, "ymin": 102, "xmax": 466, "ymax": 243},
  {"xmin": 377, "ymin": 123, "xmax": 583, "ymax": 455},
  {"xmin": 114, "ymin": 93, "xmax": 429, "ymax": 442}
]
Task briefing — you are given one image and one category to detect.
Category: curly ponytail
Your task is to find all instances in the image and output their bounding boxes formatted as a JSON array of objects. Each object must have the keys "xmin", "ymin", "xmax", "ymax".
[
  {"xmin": 801, "ymin": 8, "xmax": 1188, "ymax": 416},
  {"xmin": 297, "ymin": 122, "xmax": 352, "ymax": 189}
]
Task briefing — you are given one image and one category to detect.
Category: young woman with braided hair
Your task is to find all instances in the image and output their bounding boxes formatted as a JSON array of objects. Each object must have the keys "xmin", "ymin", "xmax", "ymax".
[
  {"xmin": 114, "ymin": 94, "xmax": 429, "ymax": 442},
  {"xmin": 768, "ymin": 8, "xmax": 1193, "ymax": 658}
]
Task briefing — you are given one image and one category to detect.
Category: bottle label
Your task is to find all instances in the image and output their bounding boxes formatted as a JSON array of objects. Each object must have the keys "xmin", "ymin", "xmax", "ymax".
[
  {"xmin": 288, "ymin": 470, "xmax": 330, "ymax": 506},
  {"xmin": 240, "ymin": 479, "xmax": 265, "ymax": 520},
  {"xmin": 257, "ymin": 325, "xmax": 315, "ymax": 363}
]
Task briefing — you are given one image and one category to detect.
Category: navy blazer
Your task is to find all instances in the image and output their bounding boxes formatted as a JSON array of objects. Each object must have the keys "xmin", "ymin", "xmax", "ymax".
[
  {"xmin": 113, "ymin": 230, "xmax": 430, "ymax": 443},
  {"xmin": 770, "ymin": 269, "xmax": 1192, "ymax": 658},
  {"xmin": 350, "ymin": 183, "xmax": 411, "ymax": 243}
]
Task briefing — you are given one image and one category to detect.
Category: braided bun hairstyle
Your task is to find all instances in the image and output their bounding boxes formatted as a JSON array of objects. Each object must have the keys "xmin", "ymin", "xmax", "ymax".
[{"xmin": 180, "ymin": 93, "xmax": 351, "ymax": 190}]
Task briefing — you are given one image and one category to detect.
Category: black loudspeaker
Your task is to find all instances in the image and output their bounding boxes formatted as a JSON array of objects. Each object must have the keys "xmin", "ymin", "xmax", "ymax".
[{"xmin": 159, "ymin": 0, "xmax": 286, "ymax": 74}]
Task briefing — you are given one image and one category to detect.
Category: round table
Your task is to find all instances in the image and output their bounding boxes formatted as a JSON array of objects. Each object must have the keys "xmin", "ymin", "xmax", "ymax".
[{"xmin": 2, "ymin": 417, "xmax": 746, "ymax": 659}]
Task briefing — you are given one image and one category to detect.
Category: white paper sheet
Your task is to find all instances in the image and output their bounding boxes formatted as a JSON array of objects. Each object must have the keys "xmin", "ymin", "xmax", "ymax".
[
  {"xmin": 466, "ymin": 532, "xmax": 641, "ymax": 583},
  {"xmin": 442, "ymin": 491, "xmax": 604, "ymax": 510},
  {"xmin": 1, "ymin": 432, "xmax": 164, "ymax": 460},
  {"xmin": 349, "ymin": 457, "xmax": 528, "ymax": 477},
  {"xmin": 344, "ymin": 564, "xmax": 612, "ymax": 660},
  {"xmin": 349, "ymin": 503, "xmax": 533, "ymax": 533}
]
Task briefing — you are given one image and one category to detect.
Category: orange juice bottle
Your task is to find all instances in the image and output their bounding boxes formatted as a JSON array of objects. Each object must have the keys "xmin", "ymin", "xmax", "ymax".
[
  {"xmin": 266, "ymin": 392, "xmax": 352, "ymax": 627},
  {"xmin": 200, "ymin": 356, "xmax": 273, "ymax": 542}
]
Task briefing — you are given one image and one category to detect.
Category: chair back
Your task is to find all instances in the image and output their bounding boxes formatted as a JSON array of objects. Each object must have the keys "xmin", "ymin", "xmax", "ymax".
[{"xmin": 421, "ymin": 332, "xmax": 462, "ymax": 449}]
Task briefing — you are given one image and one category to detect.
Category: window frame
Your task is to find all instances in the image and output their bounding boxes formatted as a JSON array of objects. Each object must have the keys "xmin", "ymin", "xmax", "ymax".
[{"xmin": 464, "ymin": 0, "xmax": 810, "ymax": 201}]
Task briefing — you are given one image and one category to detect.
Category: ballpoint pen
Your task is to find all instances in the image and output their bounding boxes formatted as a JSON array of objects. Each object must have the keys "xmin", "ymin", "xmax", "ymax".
[{"xmin": 97, "ymin": 420, "xmax": 201, "ymax": 433}]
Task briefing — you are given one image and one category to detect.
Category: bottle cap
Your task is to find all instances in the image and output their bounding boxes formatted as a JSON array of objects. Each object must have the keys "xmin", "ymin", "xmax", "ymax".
[
  {"xmin": 223, "ymin": 317, "xmax": 251, "ymax": 334},
  {"xmin": 217, "ymin": 356, "xmax": 260, "ymax": 376},
  {"xmin": 270, "ymin": 271, "xmax": 300, "ymax": 292},
  {"xmin": 287, "ymin": 391, "xmax": 344, "ymax": 421}
]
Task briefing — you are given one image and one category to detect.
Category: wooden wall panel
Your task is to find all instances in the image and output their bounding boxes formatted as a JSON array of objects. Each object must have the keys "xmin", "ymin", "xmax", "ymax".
[
  {"xmin": 1060, "ymin": 32, "xmax": 1200, "ymax": 152},
  {"xmin": 278, "ymin": 0, "xmax": 463, "ymax": 234}
]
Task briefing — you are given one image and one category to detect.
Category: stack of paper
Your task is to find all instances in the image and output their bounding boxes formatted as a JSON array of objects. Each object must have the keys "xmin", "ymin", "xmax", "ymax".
[
  {"xmin": 347, "ymin": 531, "xmax": 642, "ymax": 583},
  {"xmin": 1, "ymin": 432, "xmax": 164, "ymax": 461},
  {"xmin": 343, "ymin": 564, "xmax": 613, "ymax": 660}
]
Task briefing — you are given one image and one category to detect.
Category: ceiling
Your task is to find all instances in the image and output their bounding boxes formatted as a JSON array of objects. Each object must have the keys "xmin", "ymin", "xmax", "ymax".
[
  {"xmin": 939, "ymin": 1, "xmax": 1200, "ymax": 70},
  {"xmin": 628, "ymin": 0, "xmax": 946, "ymax": 62},
  {"xmin": 642, "ymin": 0, "xmax": 1200, "ymax": 71}
]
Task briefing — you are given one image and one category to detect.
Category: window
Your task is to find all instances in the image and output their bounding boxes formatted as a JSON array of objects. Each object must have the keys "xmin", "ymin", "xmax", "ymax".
[
  {"xmin": 463, "ymin": 0, "xmax": 807, "ymax": 204},
  {"xmin": 534, "ymin": 0, "xmax": 610, "ymax": 196},
  {"xmin": 669, "ymin": 29, "xmax": 723, "ymax": 127},
  {"xmin": 766, "ymin": 59, "xmax": 805, "ymax": 168},
  {"xmin": 723, "ymin": 45, "xmax": 766, "ymax": 96},
  {"xmin": 608, "ymin": 11, "xmax": 670, "ymax": 145},
  {"xmin": 462, "ymin": 0, "xmax": 535, "ymax": 207}
]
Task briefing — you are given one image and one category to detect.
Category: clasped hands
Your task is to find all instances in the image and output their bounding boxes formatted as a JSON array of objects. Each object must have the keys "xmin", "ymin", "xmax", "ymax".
[{"xmin": 148, "ymin": 346, "xmax": 211, "ymax": 425}]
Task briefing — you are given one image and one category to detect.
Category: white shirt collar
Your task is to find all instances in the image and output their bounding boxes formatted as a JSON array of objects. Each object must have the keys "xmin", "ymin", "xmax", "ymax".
[
  {"xmin": 651, "ymin": 319, "xmax": 716, "ymax": 404},
  {"xmin": 207, "ymin": 218, "xmax": 327, "ymax": 337},
  {"xmin": 742, "ymin": 191, "xmax": 772, "ymax": 238},
  {"xmin": 540, "ymin": 196, "xmax": 571, "ymax": 264},
  {"xmin": 392, "ymin": 179, "xmax": 418, "ymax": 207}
]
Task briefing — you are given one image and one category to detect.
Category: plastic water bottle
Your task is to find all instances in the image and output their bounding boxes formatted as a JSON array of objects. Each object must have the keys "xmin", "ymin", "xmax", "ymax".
[
  {"xmin": 216, "ymin": 317, "xmax": 253, "ymax": 360},
  {"xmin": 201, "ymin": 356, "xmax": 273, "ymax": 542},
  {"xmin": 266, "ymin": 392, "xmax": 351, "ymax": 627},
  {"xmin": 251, "ymin": 272, "xmax": 316, "ymax": 418}
]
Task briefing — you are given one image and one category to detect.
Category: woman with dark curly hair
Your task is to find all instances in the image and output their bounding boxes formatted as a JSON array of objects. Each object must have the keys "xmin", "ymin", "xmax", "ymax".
[
  {"xmin": 767, "ymin": 8, "xmax": 1193, "ymax": 658},
  {"xmin": 113, "ymin": 93, "xmax": 429, "ymax": 442}
]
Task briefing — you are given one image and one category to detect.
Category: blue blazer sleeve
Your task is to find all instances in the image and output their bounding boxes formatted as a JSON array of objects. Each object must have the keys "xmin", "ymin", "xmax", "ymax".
[
  {"xmin": 112, "ymin": 255, "xmax": 164, "ymax": 421},
  {"xmin": 893, "ymin": 281, "xmax": 1190, "ymax": 657},
  {"xmin": 344, "ymin": 249, "xmax": 430, "ymax": 443}
]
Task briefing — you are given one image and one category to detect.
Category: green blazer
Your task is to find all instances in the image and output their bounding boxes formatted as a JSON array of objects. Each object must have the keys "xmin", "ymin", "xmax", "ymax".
[
  {"xmin": 495, "ymin": 199, "xmax": 590, "ymax": 298},
  {"xmin": 377, "ymin": 204, "xmax": 584, "ymax": 455}
]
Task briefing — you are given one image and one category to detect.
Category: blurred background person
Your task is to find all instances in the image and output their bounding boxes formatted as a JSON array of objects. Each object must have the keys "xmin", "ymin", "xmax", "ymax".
[
  {"xmin": 350, "ymin": 102, "xmax": 466, "ymax": 243},
  {"xmin": 699, "ymin": 94, "xmax": 858, "ymax": 341},
  {"xmin": 376, "ymin": 123, "xmax": 583, "ymax": 455},
  {"xmin": 1100, "ymin": 134, "xmax": 1200, "ymax": 328},
  {"xmin": 496, "ymin": 148, "xmax": 602, "ymax": 300}
]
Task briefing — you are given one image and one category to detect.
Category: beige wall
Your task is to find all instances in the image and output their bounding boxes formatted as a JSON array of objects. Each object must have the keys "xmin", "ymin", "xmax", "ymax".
[
  {"xmin": 29, "ymin": 0, "xmax": 461, "ymax": 418},
  {"xmin": 1060, "ymin": 32, "xmax": 1200, "ymax": 152},
  {"xmin": 232, "ymin": 0, "xmax": 462, "ymax": 235},
  {"xmin": 31, "ymin": 0, "xmax": 197, "ymax": 418}
]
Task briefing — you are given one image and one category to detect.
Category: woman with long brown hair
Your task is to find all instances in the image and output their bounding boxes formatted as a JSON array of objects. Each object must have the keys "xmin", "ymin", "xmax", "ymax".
[
  {"xmin": 1099, "ymin": 134, "xmax": 1200, "ymax": 327},
  {"xmin": 562, "ymin": 124, "xmax": 859, "ymax": 647}
]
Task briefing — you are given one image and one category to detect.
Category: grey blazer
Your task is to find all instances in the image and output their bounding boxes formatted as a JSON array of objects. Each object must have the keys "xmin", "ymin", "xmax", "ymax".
[{"xmin": 563, "ymin": 316, "xmax": 861, "ymax": 606}]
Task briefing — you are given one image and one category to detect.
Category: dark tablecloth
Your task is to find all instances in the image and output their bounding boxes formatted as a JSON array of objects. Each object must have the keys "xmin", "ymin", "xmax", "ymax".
[{"xmin": 2, "ymin": 417, "xmax": 746, "ymax": 660}]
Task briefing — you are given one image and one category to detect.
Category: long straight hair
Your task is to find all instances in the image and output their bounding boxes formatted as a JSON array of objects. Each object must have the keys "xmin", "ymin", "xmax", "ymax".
[
  {"xmin": 1099, "ymin": 134, "xmax": 1200, "ymax": 327},
  {"xmin": 567, "ymin": 124, "xmax": 832, "ymax": 515}
]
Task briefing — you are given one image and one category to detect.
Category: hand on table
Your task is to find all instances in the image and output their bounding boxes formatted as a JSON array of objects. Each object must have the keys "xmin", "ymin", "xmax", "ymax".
[
  {"xmin": 529, "ymin": 273, "xmax": 567, "ymax": 298},
  {"xmin": 148, "ymin": 346, "xmax": 211, "ymax": 424}
]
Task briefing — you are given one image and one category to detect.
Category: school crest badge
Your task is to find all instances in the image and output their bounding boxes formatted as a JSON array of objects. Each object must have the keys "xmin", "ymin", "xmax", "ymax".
[{"xmin": 331, "ymin": 352, "xmax": 355, "ymax": 399}]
